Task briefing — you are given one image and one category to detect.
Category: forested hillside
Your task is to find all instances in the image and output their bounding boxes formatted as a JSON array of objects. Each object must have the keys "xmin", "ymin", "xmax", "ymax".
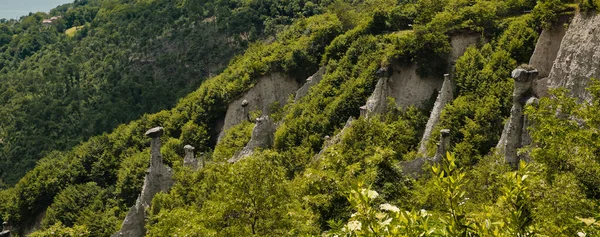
[
  {"xmin": 2, "ymin": 0, "xmax": 600, "ymax": 236},
  {"xmin": 0, "ymin": 0, "xmax": 332, "ymax": 185}
]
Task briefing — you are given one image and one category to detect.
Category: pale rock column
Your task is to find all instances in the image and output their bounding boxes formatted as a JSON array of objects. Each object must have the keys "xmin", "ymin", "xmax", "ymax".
[
  {"xmin": 241, "ymin": 99, "xmax": 250, "ymax": 122},
  {"xmin": 183, "ymin": 145, "xmax": 198, "ymax": 169},
  {"xmin": 363, "ymin": 66, "xmax": 393, "ymax": 118},
  {"xmin": 113, "ymin": 127, "xmax": 174, "ymax": 237},
  {"xmin": 496, "ymin": 69, "xmax": 538, "ymax": 166},
  {"xmin": 419, "ymin": 74, "xmax": 454, "ymax": 154},
  {"xmin": 519, "ymin": 97, "xmax": 539, "ymax": 163},
  {"xmin": 147, "ymin": 127, "xmax": 163, "ymax": 168},
  {"xmin": 401, "ymin": 129, "xmax": 451, "ymax": 178},
  {"xmin": 432, "ymin": 129, "xmax": 451, "ymax": 162}
]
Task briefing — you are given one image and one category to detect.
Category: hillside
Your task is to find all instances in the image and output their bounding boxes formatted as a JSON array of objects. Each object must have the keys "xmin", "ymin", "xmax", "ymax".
[
  {"xmin": 2, "ymin": 0, "xmax": 600, "ymax": 236},
  {"xmin": 0, "ymin": 0, "xmax": 330, "ymax": 186}
]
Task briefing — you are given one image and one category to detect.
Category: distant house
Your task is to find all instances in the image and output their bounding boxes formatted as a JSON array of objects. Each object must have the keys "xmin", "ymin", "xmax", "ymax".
[
  {"xmin": 42, "ymin": 16, "xmax": 62, "ymax": 26},
  {"xmin": 42, "ymin": 19, "xmax": 53, "ymax": 26}
]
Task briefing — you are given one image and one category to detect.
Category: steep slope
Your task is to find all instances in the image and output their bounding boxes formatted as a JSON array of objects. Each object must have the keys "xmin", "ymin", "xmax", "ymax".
[
  {"xmin": 0, "ymin": 13, "xmax": 343, "ymax": 235},
  {"xmin": 4, "ymin": 0, "xmax": 600, "ymax": 236},
  {"xmin": 0, "ymin": 0, "xmax": 334, "ymax": 186}
]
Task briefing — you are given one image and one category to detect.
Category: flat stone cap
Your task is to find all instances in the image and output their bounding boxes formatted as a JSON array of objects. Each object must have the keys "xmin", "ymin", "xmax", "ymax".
[
  {"xmin": 145, "ymin": 127, "xmax": 164, "ymax": 138},
  {"xmin": 444, "ymin": 74, "xmax": 450, "ymax": 79},
  {"xmin": 511, "ymin": 68, "xmax": 539, "ymax": 82},
  {"xmin": 359, "ymin": 105, "xmax": 367, "ymax": 110},
  {"xmin": 440, "ymin": 129, "xmax": 451, "ymax": 137},
  {"xmin": 184, "ymin": 145, "xmax": 195, "ymax": 151}
]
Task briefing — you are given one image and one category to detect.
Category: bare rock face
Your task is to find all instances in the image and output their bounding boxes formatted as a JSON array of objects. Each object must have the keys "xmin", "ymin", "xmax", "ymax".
[
  {"xmin": 496, "ymin": 69, "xmax": 538, "ymax": 166},
  {"xmin": 529, "ymin": 15, "xmax": 571, "ymax": 80},
  {"xmin": 295, "ymin": 66, "xmax": 326, "ymax": 102},
  {"xmin": 229, "ymin": 116, "xmax": 277, "ymax": 163},
  {"xmin": 449, "ymin": 34, "xmax": 481, "ymax": 64},
  {"xmin": 418, "ymin": 74, "xmax": 454, "ymax": 154},
  {"xmin": 388, "ymin": 63, "xmax": 442, "ymax": 109},
  {"xmin": 218, "ymin": 73, "xmax": 300, "ymax": 141},
  {"xmin": 361, "ymin": 63, "xmax": 442, "ymax": 118},
  {"xmin": 546, "ymin": 12, "xmax": 600, "ymax": 102},
  {"xmin": 401, "ymin": 129, "xmax": 451, "ymax": 178},
  {"xmin": 113, "ymin": 127, "xmax": 174, "ymax": 237},
  {"xmin": 364, "ymin": 76, "xmax": 391, "ymax": 117}
]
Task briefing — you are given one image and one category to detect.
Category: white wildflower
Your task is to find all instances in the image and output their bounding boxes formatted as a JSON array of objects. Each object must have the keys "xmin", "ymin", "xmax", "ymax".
[
  {"xmin": 351, "ymin": 212, "xmax": 358, "ymax": 218},
  {"xmin": 420, "ymin": 209, "xmax": 428, "ymax": 217},
  {"xmin": 375, "ymin": 212, "xmax": 386, "ymax": 220},
  {"xmin": 380, "ymin": 203, "xmax": 400, "ymax": 213},
  {"xmin": 381, "ymin": 218, "xmax": 392, "ymax": 226},
  {"xmin": 347, "ymin": 220, "xmax": 362, "ymax": 231},
  {"xmin": 361, "ymin": 189, "xmax": 379, "ymax": 199},
  {"xmin": 368, "ymin": 190, "xmax": 378, "ymax": 199},
  {"xmin": 577, "ymin": 232, "xmax": 586, "ymax": 237}
]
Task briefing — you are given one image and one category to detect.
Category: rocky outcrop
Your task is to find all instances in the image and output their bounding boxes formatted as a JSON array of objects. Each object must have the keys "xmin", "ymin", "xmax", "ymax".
[
  {"xmin": 418, "ymin": 74, "xmax": 454, "ymax": 154},
  {"xmin": 364, "ymin": 74, "xmax": 391, "ymax": 117},
  {"xmin": 113, "ymin": 127, "xmax": 174, "ymax": 237},
  {"xmin": 401, "ymin": 129, "xmax": 451, "ymax": 178},
  {"xmin": 228, "ymin": 116, "xmax": 277, "ymax": 163},
  {"xmin": 312, "ymin": 117, "xmax": 354, "ymax": 163},
  {"xmin": 529, "ymin": 15, "xmax": 571, "ymax": 97},
  {"xmin": 218, "ymin": 73, "xmax": 300, "ymax": 141},
  {"xmin": 362, "ymin": 63, "xmax": 441, "ymax": 117},
  {"xmin": 362, "ymin": 34, "xmax": 478, "ymax": 118},
  {"xmin": 494, "ymin": 13, "xmax": 600, "ymax": 166},
  {"xmin": 295, "ymin": 66, "xmax": 326, "ymax": 102},
  {"xmin": 496, "ymin": 69, "xmax": 538, "ymax": 166},
  {"xmin": 546, "ymin": 12, "xmax": 600, "ymax": 102}
]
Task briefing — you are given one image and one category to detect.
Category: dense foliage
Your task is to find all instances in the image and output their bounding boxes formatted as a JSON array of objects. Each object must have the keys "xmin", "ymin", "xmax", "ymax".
[
  {"xmin": 2, "ymin": 0, "xmax": 600, "ymax": 236},
  {"xmin": 0, "ymin": 0, "xmax": 334, "ymax": 186}
]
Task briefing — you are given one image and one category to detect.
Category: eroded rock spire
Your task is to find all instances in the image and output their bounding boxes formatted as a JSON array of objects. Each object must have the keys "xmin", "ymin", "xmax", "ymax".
[
  {"xmin": 113, "ymin": 127, "xmax": 174, "ymax": 237},
  {"xmin": 496, "ymin": 68, "xmax": 539, "ymax": 166},
  {"xmin": 419, "ymin": 74, "xmax": 454, "ymax": 154}
]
